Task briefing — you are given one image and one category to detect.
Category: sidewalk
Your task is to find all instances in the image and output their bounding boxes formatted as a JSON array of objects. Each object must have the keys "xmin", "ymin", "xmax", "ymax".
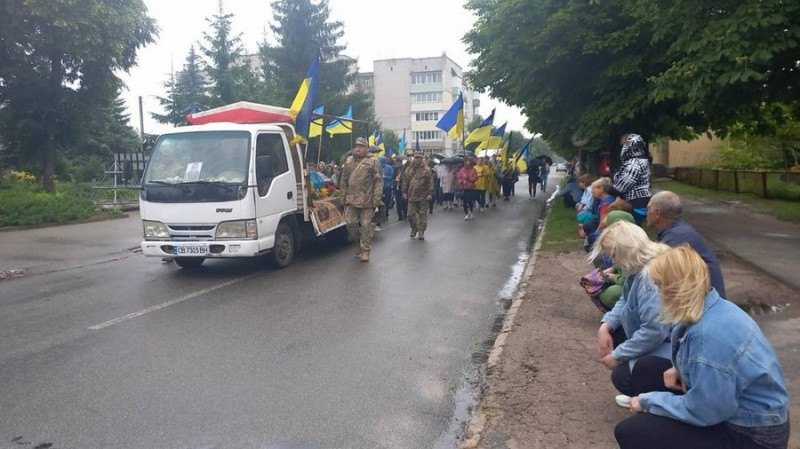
[
  {"xmin": 463, "ymin": 190, "xmax": 800, "ymax": 448},
  {"xmin": 0, "ymin": 212, "xmax": 142, "ymax": 278}
]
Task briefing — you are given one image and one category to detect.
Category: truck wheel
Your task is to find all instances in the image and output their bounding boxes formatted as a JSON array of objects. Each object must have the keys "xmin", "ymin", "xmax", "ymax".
[
  {"xmin": 174, "ymin": 257, "xmax": 205, "ymax": 269},
  {"xmin": 269, "ymin": 223, "xmax": 295, "ymax": 268},
  {"xmin": 326, "ymin": 226, "xmax": 350, "ymax": 246}
]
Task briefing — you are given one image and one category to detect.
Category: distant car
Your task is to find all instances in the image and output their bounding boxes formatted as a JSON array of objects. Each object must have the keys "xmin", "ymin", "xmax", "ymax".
[{"xmin": 555, "ymin": 162, "xmax": 568, "ymax": 172}]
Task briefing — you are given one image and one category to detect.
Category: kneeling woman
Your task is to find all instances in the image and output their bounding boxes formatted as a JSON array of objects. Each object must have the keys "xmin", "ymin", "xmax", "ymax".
[{"xmin": 617, "ymin": 245, "xmax": 790, "ymax": 449}]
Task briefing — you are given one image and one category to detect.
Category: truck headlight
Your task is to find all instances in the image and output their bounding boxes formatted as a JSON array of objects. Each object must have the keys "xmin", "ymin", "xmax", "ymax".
[
  {"xmin": 143, "ymin": 220, "xmax": 170, "ymax": 239},
  {"xmin": 216, "ymin": 219, "xmax": 257, "ymax": 240}
]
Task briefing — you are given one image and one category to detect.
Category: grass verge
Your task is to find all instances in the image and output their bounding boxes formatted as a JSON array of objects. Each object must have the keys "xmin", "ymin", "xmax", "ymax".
[
  {"xmin": 539, "ymin": 199, "xmax": 584, "ymax": 253},
  {"xmin": 654, "ymin": 180, "xmax": 800, "ymax": 224}
]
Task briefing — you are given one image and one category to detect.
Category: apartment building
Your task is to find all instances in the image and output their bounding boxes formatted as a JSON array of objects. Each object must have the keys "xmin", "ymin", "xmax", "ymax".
[{"xmin": 358, "ymin": 54, "xmax": 479, "ymax": 155}]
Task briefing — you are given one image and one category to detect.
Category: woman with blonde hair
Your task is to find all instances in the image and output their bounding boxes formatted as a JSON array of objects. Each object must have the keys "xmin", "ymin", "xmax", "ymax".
[
  {"xmin": 590, "ymin": 221, "xmax": 673, "ymax": 407},
  {"xmin": 616, "ymin": 245, "xmax": 789, "ymax": 449}
]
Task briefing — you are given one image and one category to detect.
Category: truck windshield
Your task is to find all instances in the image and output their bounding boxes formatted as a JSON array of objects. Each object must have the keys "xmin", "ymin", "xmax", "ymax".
[{"xmin": 144, "ymin": 131, "xmax": 250, "ymax": 184}]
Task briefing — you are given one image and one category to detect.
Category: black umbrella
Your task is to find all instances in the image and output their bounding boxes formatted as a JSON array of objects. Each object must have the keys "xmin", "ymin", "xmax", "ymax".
[
  {"xmin": 432, "ymin": 152, "xmax": 446, "ymax": 160},
  {"xmin": 536, "ymin": 155, "xmax": 553, "ymax": 165},
  {"xmin": 441, "ymin": 156, "xmax": 464, "ymax": 165},
  {"xmin": 527, "ymin": 157, "xmax": 544, "ymax": 166},
  {"xmin": 369, "ymin": 146, "xmax": 382, "ymax": 154}
]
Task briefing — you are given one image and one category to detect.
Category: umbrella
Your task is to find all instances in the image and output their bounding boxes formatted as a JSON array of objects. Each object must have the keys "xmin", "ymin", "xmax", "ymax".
[
  {"xmin": 536, "ymin": 155, "xmax": 553, "ymax": 165},
  {"xmin": 369, "ymin": 146, "xmax": 382, "ymax": 154},
  {"xmin": 441, "ymin": 156, "xmax": 464, "ymax": 165},
  {"xmin": 432, "ymin": 153, "xmax": 446, "ymax": 160},
  {"xmin": 527, "ymin": 157, "xmax": 544, "ymax": 166}
]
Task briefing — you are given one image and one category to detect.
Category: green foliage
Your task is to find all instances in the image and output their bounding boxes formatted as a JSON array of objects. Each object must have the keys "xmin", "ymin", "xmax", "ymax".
[
  {"xmin": 0, "ymin": 0, "xmax": 156, "ymax": 191},
  {"xmin": 200, "ymin": 4, "xmax": 251, "ymax": 106},
  {"xmin": 0, "ymin": 174, "xmax": 96, "ymax": 227},
  {"xmin": 260, "ymin": 0, "xmax": 375, "ymax": 161},
  {"xmin": 464, "ymin": 0, "xmax": 800, "ymax": 158},
  {"xmin": 540, "ymin": 195, "xmax": 583, "ymax": 252},
  {"xmin": 643, "ymin": 0, "xmax": 800, "ymax": 131},
  {"xmin": 153, "ymin": 46, "xmax": 211, "ymax": 126},
  {"xmin": 710, "ymin": 145, "xmax": 780, "ymax": 170}
]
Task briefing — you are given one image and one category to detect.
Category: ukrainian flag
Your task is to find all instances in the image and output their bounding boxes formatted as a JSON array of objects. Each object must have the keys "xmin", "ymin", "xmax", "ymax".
[
  {"xmin": 515, "ymin": 140, "xmax": 530, "ymax": 172},
  {"xmin": 375, "ymin": 131, "xmax": 385, "ymax": 156},
  {"xmin": 436, "ymin": 92, "xmax": 464, "ymax": 139},
  {"xmin": 476, "ymin": 122, "xmax": 507, "ymax": 150},
  {"xmin": 309, "ymin": 105, "xmax": 324, "ymax": 138},
  {"xmin": 289, "ymin": 53, "xmax": 320, "ymax": 145},
  {"xmin": 464, "ymin": 108, "xmax": 495, "ymax": 144},
  {"xmin": 368, "ymin": 129, "xmax": 377, "ymax": 147},
  {"xmin": 325, "ymin": 105, "xmax": 352, "ymax": 136}
]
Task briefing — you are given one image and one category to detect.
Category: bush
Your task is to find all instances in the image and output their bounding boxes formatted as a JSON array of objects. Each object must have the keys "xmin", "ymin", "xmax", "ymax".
[{"xmin": 0, "ymin": 172, "xmax": 97, "ymax": 227}]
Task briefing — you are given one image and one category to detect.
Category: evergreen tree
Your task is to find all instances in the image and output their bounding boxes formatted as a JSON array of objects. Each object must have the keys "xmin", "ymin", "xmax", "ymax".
[
  {"xmin": 261, "ymin": 0, "xmax": 374, "ymax": 161},
  {"xmin": 200, "ymin": 1, "xmax": 250, "ymax": 106},
  {"xmin": 153, "ymin": 45, "xmax": 211, "ymax": 126}
]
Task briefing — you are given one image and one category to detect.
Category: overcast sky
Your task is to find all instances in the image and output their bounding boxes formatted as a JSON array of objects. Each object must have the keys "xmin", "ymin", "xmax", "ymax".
[{"xmin": 120, "ymin": 0, "xmax": 528, "ymax": 137}]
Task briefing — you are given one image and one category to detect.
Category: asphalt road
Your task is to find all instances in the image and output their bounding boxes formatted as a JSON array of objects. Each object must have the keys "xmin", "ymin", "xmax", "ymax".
[{"xmin": 0, "ymin": 177, "xmax": 552, "ymax": 449}]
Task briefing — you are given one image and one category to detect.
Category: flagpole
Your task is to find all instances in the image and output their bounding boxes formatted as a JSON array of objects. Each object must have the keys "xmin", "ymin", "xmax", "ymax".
[{"xmin": 316, "ymin": 132, "xmax": 323, "ymax": 166}]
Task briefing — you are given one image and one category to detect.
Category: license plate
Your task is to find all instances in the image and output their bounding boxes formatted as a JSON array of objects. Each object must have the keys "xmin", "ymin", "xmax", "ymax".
[{"xmin": 172, "ymin": 244, "xmax": 209, "ymax": 256}]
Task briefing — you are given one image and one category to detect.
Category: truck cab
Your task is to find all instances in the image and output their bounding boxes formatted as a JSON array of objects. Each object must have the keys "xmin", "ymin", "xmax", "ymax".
[{"xmin": 139, "ymin": 104, "xmax": 347, "ymax": 269}]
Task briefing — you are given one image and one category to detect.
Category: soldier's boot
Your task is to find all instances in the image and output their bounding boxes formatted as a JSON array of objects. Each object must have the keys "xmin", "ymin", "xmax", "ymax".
[
  {"xmin": 360, "ymin": 250, "xmax": 370, "ymax": 262},
  {"xmin": 410, "ymin": 229, "xmax": 417, "ymax": 238},
  {"xmin": 354, "ymin": 245, "xmax": 362, "ymax": 256},
  {"xmin": 418, "ymin": 230, "xmax": 425, "ymax": 240}
]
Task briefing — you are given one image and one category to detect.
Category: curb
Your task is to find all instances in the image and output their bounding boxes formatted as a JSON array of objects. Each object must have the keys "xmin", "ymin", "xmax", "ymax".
[
  {"xmin": 460, "ymin": 191, "xmax": 558, "ymax": 449},
  {"xmin": 0, "ymin": 213, "xmax": 130, "ymax": 233}
]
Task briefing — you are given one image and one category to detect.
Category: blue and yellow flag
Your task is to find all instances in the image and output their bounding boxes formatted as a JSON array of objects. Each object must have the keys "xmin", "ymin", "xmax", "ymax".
[
  {"xmin": 398, "ymin": 129, "xmax": 406, "ymax": 155},
  {"xmin": 289, "ymin": 53, "xmax": 320, "ymax": 145},
  {"xmin": 476, "ymin": 122, "xmax": 507, "ymax": 150},
  {"xmin": 325, "ymin": 105, "xmax": 352, "ymax": 136},
  {"xmin": 514, "ymin": 139, "xmax": 530, "ymax": 172},
  {"xmin": 368, "ymin": 129, "xmax": 377, "ymax": 147},
  {"xmin": 464, "ymin": 108, "xmax": 495, "ymax": 144},
  {"xmin": 435, "ymin": 92, "xmax": 464, "ymax": 140},
  {"xmin": 309, "ymin": 105, "xmax": 324, "ymax": 139}
]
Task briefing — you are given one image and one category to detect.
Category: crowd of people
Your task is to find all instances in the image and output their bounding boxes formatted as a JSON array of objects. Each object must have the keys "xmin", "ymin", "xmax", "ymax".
[
  {"xmin": 320, "ymin": 137, "xmax": 550, "ymax": 262},
  {"xmin": 567, "ymin": 133, "xmax": 789, "ymax": 448}
]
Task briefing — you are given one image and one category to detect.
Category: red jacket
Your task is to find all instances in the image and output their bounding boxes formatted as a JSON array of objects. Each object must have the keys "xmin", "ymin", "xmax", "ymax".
[{"xmin": 457, "ymin": 166, "xmax": 478, "ymax": 189}]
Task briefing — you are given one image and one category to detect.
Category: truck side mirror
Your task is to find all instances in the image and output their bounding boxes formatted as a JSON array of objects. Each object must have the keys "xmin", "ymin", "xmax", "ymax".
[{"xmin": 256, "ymin": 155, "xmax": 273, "ymax": 180}]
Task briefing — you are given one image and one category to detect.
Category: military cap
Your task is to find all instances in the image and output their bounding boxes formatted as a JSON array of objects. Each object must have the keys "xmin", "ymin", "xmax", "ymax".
[{"xmin": 355, "ymin": 137, "xmax": 369, "ymax": 146}]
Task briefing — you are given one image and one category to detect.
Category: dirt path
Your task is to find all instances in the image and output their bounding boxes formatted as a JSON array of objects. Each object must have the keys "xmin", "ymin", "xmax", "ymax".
[{"xmin": 465, "ymin": 249, "xmax": 800, "ymax": 449}]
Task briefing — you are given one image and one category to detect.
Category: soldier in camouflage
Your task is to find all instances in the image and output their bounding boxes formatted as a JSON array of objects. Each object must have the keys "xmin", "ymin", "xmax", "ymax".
[
  {"xmin": 340, "ymin": 137, "xmax": 383, "ymax": 262},
  {"xmin": 402, "ymin": 151, "xmax": 434, "ymax": 240}
]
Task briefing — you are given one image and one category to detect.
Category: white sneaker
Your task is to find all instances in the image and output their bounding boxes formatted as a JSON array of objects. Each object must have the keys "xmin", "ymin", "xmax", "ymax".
[
  {"xmin": 615, "ymin": 394, "xmax": 632, "ymax": 408},
  {"xmin": 469, "ymin": 212, "xmax": 474, "ymax": 220},
  {"xmin": 375, "ymin": 225, "xmax": 382, "ymax": 232},
  {"xmin": 465, "ymin": 214, "xmax": 469, "ymax": 221}
]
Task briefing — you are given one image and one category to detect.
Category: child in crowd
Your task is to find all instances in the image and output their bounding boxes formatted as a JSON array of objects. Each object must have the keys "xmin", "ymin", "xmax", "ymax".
[{"xmin": 576, "ymin": 173, "xmax": 597, "ymax": 213}]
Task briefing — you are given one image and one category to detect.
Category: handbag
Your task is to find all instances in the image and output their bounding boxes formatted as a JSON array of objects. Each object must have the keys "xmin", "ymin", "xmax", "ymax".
[{"xmin": 579, "ymin": 269, "xmax": 613, "ymax": 312}]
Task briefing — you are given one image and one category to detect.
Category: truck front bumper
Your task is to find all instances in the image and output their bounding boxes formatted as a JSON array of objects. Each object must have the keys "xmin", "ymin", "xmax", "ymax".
[{"xmin": 140, "ymin": 238, "xmax": 271, "ymax": 258}]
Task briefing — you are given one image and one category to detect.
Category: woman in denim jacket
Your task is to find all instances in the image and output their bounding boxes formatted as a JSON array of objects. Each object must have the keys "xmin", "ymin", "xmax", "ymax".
[
  {"xmin": 590, "ymin": 222, "xmax": 673, "ymax": 406},
  {"xmin": 617, "ymin": 246, "xmax": 789, "ymax": 449}
]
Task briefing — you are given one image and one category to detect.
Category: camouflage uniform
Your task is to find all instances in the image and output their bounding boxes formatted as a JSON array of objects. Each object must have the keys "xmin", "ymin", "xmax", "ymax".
[
  {"xmin": 340, "ymin": 153, "xmax": 383, "ymax": 258},
  {"xmin": 402, "ymin": 159, "xmax": 434, "ymax": 238}
]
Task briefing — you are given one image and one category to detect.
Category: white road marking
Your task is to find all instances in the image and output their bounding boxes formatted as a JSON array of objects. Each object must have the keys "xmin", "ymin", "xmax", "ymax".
[{"xmin": 88, "ymin": 274, "xmax": 258, "ymax": 330}]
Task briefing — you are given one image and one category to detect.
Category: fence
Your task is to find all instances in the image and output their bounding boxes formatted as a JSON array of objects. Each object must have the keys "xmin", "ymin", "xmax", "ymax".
[
  {"xmin": 92, "ymin": 152, "xmax": 148, "ymax": 209},
  {"xmin": 673, "ymin": 167, "xmax": 800, "ymax": 201}
]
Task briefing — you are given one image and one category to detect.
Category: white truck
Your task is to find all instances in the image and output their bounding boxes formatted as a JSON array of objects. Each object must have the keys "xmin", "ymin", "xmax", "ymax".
[{"xmin": 139, "ymin": 102, "xmax": 348, "ymax": 268}]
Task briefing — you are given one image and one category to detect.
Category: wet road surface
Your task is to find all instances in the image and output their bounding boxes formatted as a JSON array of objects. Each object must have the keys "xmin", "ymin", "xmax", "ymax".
[{"xmin": 0, "ymin": 177, "xmax": 553, "ymax": 449}]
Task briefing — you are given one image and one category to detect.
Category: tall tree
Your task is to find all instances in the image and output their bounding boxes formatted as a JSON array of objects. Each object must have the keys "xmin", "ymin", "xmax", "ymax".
[
  {"xmin": 261, "ymin": 0, "xmax": 374, "ymax": 161},
  {"xmin": 200, "ymin": 1, "xmax": 251, "ymax": 106},
  {"xmin": 0, "ymin": 0, "xmax": 156, "ymax": 191},
  {"xmin": 639, "ymin": 0, "xmax": 800, "ymax": 131},
  {"xmin": 153, "ymin": 45, "xmax": 211, "ymax": 126},
  {"xmin": 464, "ymin": 0, "xmax": 800, "ymax": 157}
]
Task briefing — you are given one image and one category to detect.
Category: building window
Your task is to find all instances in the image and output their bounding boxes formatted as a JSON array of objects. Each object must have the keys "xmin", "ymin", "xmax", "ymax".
[
  {"xmin": 412, "ymin": 92, "xmax": 442, "ymax": 103},
  {"xmin": 414, "ymin": 112, "xmax": 440, "ymax": 121},
  {"xmin": 411, "ymin": 72, "xmax": 442, "ymax": 84},
  {"xmin": 413, "ymin": 131, "xmax": 443, "ymax": 141}
]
